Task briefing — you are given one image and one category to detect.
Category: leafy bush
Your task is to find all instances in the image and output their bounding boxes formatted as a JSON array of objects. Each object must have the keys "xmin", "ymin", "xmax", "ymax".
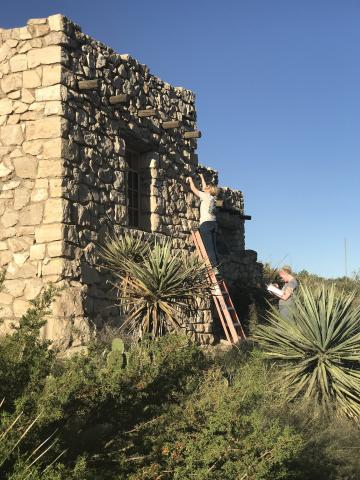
[{"xmin": 254, "ymin": 283, "xmax": 360, "ymax": 418}]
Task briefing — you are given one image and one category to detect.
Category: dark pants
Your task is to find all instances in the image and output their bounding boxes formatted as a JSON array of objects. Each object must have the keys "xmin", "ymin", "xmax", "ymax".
[{"xmin": 199, "ymin": 221, "xmax": 219, "ymax": 267}]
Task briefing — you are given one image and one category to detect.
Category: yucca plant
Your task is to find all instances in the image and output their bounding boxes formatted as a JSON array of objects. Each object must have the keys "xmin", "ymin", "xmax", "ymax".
[
  {"xmin": 100, "ymin": 234, "xmax": 210, "ymax": 337},
  {"xmin": 254, "ymin": 284, "xmax": 360, "ymax": 418},
  {"xmin": 98, "ymin": 231, "xmax": 150, "ymax": 274}
]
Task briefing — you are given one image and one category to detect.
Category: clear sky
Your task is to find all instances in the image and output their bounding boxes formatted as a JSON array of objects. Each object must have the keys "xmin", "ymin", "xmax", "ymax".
[{"xmin": 2, "ymin": 1, "xmax": 360, "ymax": 278}]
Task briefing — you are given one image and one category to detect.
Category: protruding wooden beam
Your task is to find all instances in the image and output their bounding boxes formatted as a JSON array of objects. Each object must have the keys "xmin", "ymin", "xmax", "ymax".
[
  {"xmin": 162, "ymin": 120, "xmax": 181, "ymax": 129},
  {"xmin": 109, "ymin": 94, "xmax": 129, "ymax": 105},
  {"xmin": 78, "ymin": 79, "xmax": 99, "ymax": 90},
  {"xmin": 138, "ymin": 108, "xmax": 156, "ymax": 117},
  {"xmin": 183, "ymin": 130, "xmax": 201, "ymax": 139}
]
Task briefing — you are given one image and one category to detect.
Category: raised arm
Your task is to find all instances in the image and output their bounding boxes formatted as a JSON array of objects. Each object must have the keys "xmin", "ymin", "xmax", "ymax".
[
  {"xmin": 199, "ymin": 173, "xmax": 207, "ymax": 190},
  {"xmin": 187, "ymin": 176, "xmax": 201, "ymax": 198}
]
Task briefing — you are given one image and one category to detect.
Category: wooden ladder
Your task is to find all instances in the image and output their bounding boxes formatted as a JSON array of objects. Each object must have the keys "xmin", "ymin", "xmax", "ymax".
[{"xmin": 192, "ymin": 230, "xmax": 246, "ymax": 343}]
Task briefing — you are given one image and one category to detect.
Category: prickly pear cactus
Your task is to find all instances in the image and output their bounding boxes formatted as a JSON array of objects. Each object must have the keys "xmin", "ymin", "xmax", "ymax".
[{"xmin": 107, "ymin": 338, "xmax": 126, "ymax": 370}]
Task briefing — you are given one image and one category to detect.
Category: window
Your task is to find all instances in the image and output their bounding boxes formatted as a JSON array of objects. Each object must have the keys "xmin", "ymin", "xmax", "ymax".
[{"xmin": 126, "ymin": 149, "xmax": 140, "ymax": 228}]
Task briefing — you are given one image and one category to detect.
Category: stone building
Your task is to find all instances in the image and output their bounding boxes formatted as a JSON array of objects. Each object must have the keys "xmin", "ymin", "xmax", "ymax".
[{"xmin": 0, "ymin": 14, "xmax": 261, "ymax": 349}]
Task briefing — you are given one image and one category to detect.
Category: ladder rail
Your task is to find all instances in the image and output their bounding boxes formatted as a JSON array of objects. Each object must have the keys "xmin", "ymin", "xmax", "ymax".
[{"xmin": 192, "ymin": 230, "xmax": 246, "ymax": 343}]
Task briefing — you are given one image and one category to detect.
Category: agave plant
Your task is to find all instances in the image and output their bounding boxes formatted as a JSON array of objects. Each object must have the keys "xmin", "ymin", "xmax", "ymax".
[
  {"xmin": 254, "ymin": 284, "xmax": 360, "ymax": 418},
  {"xmin": 100, "ymin": 233, "xmax": 210, "ymax": 337}
]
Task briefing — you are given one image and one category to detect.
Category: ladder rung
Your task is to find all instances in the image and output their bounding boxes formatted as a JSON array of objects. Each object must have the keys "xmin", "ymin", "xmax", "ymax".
[{"xmin": 192, "ymin": 230, "xmax": 246, "ymax": 342}]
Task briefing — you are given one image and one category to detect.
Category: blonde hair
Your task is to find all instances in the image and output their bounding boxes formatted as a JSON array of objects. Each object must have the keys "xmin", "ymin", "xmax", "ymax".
[
  {"xmin": 206, "ymin": 184, "xmax": 219, "ymax": 197},
  {"xmin": 279, "ymin": 265, "xmax": 292, "ymax": 275}
]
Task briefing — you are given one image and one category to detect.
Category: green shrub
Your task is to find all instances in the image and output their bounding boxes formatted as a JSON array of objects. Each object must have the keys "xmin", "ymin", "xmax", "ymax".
[{"xmin": 2, "ymin": 283, "xmax": 360, "ymax": 478}]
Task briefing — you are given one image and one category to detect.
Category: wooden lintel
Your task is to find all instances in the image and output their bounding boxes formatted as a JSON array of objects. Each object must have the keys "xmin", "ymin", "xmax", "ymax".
[
  {"xmin": 109, "ymin": 94, "xmax": 128, "ymax": 105},
  {"xmin": 78, "ymin": 79, "xmax": 99, "ymax": 90},
  {"xmin": 138, "ymin": 108, "xmax": 156, "ymax": 117},
  {"xmin": 162, "ymin": 120, "xmax": 181, "ymax": 129},
  {"xmin": 183, "ymin": 130, "xmax": 201, "ymax": 139}
]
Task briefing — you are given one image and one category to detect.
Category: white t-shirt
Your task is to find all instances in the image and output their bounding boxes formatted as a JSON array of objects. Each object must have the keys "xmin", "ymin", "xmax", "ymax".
[{"xmin": 198, "ymin": 191, "xmax": 216, "ymax": 224}]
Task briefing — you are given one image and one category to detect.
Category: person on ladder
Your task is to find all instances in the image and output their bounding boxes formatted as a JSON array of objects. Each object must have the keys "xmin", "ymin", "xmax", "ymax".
[{"xmin": 187, "ymin": 173, "xmax": 220, "ymax": 275}]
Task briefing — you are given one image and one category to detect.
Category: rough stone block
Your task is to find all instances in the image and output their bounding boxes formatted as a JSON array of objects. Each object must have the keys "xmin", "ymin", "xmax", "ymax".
[
  {"xmin": 0, "ymin": 99, "xmax": 14, "ymax": 115},
  {"xmin": 48, "ymin": 14, "xmax": 64, "ymax": 32},
  {"xmin": 19, "ymin": 27, "xmax": 32, "ymax": 40},
  {"xmin": 0, "ymin": 227, "xmax": 16, "ymax": 241},
  {"xmin": 13, "ymin": 156, "xmax": 38, "ymax": 178},
  {"xmin": 3, "ymin": 279, "xmax": 25, "ymax": 297},
  {"xmin": 0, "ymin": 43, "xmax": 11, "ymax": 63},
  {"xmin": 24, "ymin": 278, "xmax": 43, "ymax": 300},
  {"xmin": 30, "ymin": 243, "xmax": 46, "ymax": 260},
  {"xmin": 28, "ymin": 18, "xmax": 47, "ymax": 25},
  {"xmin": 47, "ymin": 240, "xmax": 63, "ymax": 257},
  {"xmin": 28, "ymin": 24, "xmax": 50, "ymax": 38},
  {"xmin": 35, "ymin": 223, "xmax": 63, "ymax": 243},
  {"xmin": 35, "ymin": 84, "xmax": 64, "ymax": 102},
  {"xmin": 2, "ymin": 179, "xmax": 20, "ymax": 191},
  {"xmin": 1, "ymin": 209, "xmax": 19, "ymax": 228},
  {"xmin": 42, "ymin": 64, "xmax": 62, "ymax": 86},
  {"xmin": 23, "ymin": 69, "xmax": 42, "ymax": 88},
  {"xmin": 41, "ymin": 138, "xmax": 62, "ymax": 158},
  {"xmin": 27, "ymin": 46, "xmax": 62, "ymax": 68},
  {"xmin": 13, "ymin": 101, "xmax": 28, "ymax": 114},
  {"xmin": 43, "ymin": 198, "xmax": 64, "ymax": 223},
  {"xmin": 38, "ymin": 159, "xmax": 63, "ymax": 177},
  {"xmin": 0, "ymin": 250, "xmax": 12, "ymax": 266},
  {"xmin": 31, "ymin": 186, "xmax": 48, "ymax": 202},
  {"xmin": 7, "ymin": 237, "xmax": 31, "ymax": 253},
  {"xmin": 25, "ymin": 117, "xmax": 61, "ymax": 140},
  {"xmin": 13, "ymin": 298, "xmax": 29, "ymax": 317},
  {"xmin": 19, "ymin": 204, "xmax": 43, "ymax": 225},
  {"xmin": 0, "ymin": 163, "xmax": 13, "ymax": 178},
  {"xmin": 14, "ymin": 188, "xmax": 30, "ymax": 209},
  {"xmin": 44, "ymin": 101, "xmax": 63, "ymax": 116},
  {"xmin": 7, "ymin": 262, "xmax": 37, "ymax": 280},
  {"xmin": 13, "ymin": 252, "xmax": 30, "ymax": 266},
  {"xmin": 22, "ymin": 139, "xmax": 43, "ymax": 155},
  {"xmin": 0, "ymin": 73, "xmax": 22, "ymax": 93},
  {"xmin": 42, "ymin": 258, "xmax": 64, "ymax": 276},
  {"xmin": 0, "ymin": 124, "xmax": 24, "ymax": 146},
  {"xmin": 10, "ymin": 54, "xmax": 28, "ymax": 72},
  {"xmin": 49, "ymin": 178, "xmax": 62, "ymax": 197},
  {"xmin": 0, "ymin": 292, "xmax": 13, "ymax": 304}
]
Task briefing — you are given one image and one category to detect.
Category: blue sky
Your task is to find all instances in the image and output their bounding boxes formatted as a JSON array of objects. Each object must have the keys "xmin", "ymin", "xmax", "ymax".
[{"xmin": 2, "ymin": 1, "xmax": 360, "ymax": 278}]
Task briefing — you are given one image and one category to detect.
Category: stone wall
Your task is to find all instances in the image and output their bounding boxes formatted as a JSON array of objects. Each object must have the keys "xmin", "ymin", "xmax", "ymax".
[
  {"xmin": 0, "ymin": 14, "xmax": 261, "ymax": 348},
  {"xmin": 0, "ymin": 15, "xmax": 91, "ymax": 350}
]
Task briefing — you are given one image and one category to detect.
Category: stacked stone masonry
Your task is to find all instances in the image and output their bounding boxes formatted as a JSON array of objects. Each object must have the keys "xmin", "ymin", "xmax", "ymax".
[{"xmin": 0, "ymin": 14, "xmax": 261, "ymax": 349}]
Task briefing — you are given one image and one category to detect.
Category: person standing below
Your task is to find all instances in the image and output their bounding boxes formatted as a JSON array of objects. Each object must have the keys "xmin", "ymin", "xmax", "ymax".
[
  {"xmin": 272, "ymin": 266, "xmax": 299, "ymax": 320},
  {"xmin": 187, "ymin": 173, "xmax": 220, "ymax": 272}
]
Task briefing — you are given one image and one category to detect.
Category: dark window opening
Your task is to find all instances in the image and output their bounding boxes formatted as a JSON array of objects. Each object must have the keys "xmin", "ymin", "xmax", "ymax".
[
  {"xmin": 126, "ymin": 149, "xmax": 141, "ymax": 228},
  {"xmin": 125, "ymin": 148, "xmax": 152, "ymax": 231}
]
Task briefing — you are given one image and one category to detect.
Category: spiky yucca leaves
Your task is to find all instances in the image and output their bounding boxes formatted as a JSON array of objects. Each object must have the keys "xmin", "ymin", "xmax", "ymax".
[
  {"xmin": 254, "ymin": 284, "xmax": 360, "ymax": 418},
  {"xmin": 103, "ymin": 236, "xmax": 210, "ymax": 338},
  {"xmin": 98, "ymin": 231, "xmax": 150, "ymax": 274}
]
